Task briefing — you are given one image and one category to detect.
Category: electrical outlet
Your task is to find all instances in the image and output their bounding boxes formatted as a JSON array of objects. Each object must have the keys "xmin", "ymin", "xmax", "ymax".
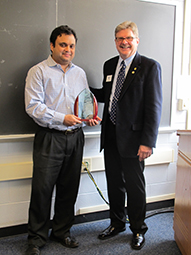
[
  {"xmin": 81, "ymin": 158, "xmax": 91, "ymax": 172},
  {"xmin": 178, "ymin": 98, "xmax": 188, "ymax": 111}
]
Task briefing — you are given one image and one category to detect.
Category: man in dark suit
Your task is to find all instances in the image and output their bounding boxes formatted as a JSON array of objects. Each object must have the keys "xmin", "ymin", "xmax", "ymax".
[{"xmin": 90, "ymin": 21, "xmax": 162, "ymax": 250}]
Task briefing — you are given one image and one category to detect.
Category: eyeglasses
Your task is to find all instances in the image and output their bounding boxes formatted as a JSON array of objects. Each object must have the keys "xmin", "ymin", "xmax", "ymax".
[{"xmin": 115, "ymin": 36, "xmax": 136, "ymax": 42}]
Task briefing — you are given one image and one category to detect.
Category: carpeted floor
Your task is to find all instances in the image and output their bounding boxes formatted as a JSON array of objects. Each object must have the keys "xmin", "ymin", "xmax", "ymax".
[{"xmin": 0, "ymin": 212, "xmax": 181, "ymax": 255}]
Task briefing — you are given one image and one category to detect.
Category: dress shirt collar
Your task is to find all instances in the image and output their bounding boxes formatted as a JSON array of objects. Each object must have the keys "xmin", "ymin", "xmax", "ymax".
[
  {"xmin": 118, "ymin": 52, "xmax": 136, "ymax": 68},
  {"xmin": 47, "ymin": 55, "xmax": 74, "ymax": 69}
]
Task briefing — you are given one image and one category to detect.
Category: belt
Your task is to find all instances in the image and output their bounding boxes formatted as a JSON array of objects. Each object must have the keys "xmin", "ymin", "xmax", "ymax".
[
  {"xmin": 62, "ymin": 127, "xmax": 81, "ymax": 135},
  {"xmin": 39, "ymin": 127, "xmax": 81, "ymax": 135}
]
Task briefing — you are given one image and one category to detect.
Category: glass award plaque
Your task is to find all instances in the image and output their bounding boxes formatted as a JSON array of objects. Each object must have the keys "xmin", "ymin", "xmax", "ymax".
[{"xmin": 74, "ymin": 88, "xmax": 98, "ymax": 121}]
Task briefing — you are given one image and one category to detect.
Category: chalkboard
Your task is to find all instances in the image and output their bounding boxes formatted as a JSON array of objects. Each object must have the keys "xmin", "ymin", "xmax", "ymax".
[{"xmin": 0, "ymin": 0, "xmax": 175, "ymax": 135}]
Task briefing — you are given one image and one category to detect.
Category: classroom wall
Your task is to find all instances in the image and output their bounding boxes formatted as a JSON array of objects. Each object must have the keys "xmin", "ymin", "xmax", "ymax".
[
  {"xmin": 0, "ymin": 130, "xmax": 178, "ymax": 228},
  {"xmin": 0, "ymin": 0, "xmax": 187, "ymax": 228}
]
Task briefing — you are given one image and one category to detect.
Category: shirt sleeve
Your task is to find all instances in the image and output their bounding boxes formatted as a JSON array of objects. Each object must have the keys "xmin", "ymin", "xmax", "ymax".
[{"xmin": 25, "ymin": 66, "xmax": 65, "ymax": 127}]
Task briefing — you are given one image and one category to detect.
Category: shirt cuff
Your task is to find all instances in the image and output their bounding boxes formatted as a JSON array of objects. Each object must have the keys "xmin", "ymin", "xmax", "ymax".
[{"xmin": 53, "ymin": 112, "xmax": 65, "ymax": 125}]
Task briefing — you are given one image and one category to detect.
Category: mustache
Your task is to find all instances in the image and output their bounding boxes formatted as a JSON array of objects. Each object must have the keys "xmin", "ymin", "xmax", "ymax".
[{"xmin": 120, "ymin": 45, "xmax": 131, "ymax": 49}]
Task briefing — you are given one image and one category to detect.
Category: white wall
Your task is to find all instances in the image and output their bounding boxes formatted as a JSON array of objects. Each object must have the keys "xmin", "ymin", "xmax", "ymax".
[
  {"xmin": 0, "ymin": 129, "xmax": 177, "ymax": 228},
  {"xmin": 0, "ymin": 0, "xmax": 188, "ymax": 229},
  {"xmin": 76, "ymin": 129, "xmax": 178, "ymax": 216}
]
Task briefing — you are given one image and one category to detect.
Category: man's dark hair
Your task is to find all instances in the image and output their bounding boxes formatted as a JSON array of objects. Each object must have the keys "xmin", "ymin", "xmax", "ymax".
[{"xmin": 50, "ymin": 25, "xmax": 78, "ymax": 46}]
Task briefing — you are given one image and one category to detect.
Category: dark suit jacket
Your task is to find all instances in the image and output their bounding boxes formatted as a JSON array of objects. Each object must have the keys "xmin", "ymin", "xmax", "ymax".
[{"xmin": 91, "ymin": 52, "xmax": 162, "ymax": 158}]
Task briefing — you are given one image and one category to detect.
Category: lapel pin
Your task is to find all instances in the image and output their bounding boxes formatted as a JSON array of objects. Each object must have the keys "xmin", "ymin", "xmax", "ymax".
[{"xmin": 132, "ymin": 67, "xmax": 137, "ymax": 74}]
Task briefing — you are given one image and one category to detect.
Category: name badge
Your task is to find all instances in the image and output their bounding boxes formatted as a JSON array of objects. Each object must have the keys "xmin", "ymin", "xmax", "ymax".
[{"xmin": 106, "ymin": 75, "xmax": 112, "ymax": 82}]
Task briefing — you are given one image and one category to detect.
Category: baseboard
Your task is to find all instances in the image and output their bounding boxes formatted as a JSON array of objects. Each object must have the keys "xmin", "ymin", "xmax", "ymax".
[
  {"xmin": 75, "ymin": 199, "xmax": 174, "ymax": 224},
  {"xmin": 0, "ymin": 199, "xmax": 174, "ymax": 238},
  {"xmin": 0, "ymin": 224, "xmax": 28, "ymax": 239}
]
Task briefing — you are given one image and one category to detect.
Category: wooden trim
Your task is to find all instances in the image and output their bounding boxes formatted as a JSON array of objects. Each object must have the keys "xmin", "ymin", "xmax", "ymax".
[{"xmin": 178, "ymin": 149, "xmax": 191, "ymax": 166}]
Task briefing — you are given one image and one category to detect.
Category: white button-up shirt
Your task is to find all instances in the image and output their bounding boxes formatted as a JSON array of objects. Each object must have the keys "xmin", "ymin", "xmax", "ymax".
[{"xmin": 25, "ymin": 55, "xmax": 89, "ymax": 130}]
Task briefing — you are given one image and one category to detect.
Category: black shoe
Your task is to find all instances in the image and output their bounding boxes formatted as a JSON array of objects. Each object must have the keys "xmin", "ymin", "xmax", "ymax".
[
  {"xmin": 25, "ymin": 244, "xmax": 40, "ymax": 255},
  {"xmin": 98, "ymin": 225, "xmax": 126, "ymax": 240},
  {"xmin": 50, "ymin": 233, "xmax": 79, "ymax": 248},
  {"xmin": 131, "ymin": 233, "xmax": 145, "ymax": 250}
]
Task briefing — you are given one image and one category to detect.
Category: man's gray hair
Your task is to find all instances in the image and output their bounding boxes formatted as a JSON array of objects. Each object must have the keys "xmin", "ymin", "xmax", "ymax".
[{"xmin": 115, "ymin": 21, "xmax": 139, "ymax": 38}]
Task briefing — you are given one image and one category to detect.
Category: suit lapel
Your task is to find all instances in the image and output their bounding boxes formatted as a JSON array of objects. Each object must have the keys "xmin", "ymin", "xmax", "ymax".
[
  {"xmin": 105, "ymin": 57, "xmax": 119, "ymax": 101},
  {"xmin": 119, "ymin": 53, "xmax": 141, "ymax": 100}
]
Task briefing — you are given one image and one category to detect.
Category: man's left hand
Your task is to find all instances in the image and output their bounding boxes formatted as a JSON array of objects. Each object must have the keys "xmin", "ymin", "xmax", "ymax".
[
  {"xmin": 86, "ymin": 116, "xmax": 102, "ymax": 126},
  {"xmin": 137, "ymin": 145, "xmax": 152, "ymax": 162}
]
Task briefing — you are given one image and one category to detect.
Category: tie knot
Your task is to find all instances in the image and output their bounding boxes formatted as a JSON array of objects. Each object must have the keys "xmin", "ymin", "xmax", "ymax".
[
  {"xmin": 120, "ymin": 61, "xmax": 126, "ymax": 72},
  {"xmin": 121, "ymin": 60, "xmax": 125, "ymax": 68}
]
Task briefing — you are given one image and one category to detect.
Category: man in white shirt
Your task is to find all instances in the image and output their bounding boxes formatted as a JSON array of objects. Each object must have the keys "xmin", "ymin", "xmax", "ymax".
[{"xmin": 25, "ymin": 25, "xmax": 100, "ymax": 255}]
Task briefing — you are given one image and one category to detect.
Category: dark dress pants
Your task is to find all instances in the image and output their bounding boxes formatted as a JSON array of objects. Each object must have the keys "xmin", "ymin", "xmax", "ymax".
[
  {"xmin": 27, "ymin": 127, "xmax": 84, "ymax": 247},
  {"xmin": 104, "ymin": 117, "xmax": 148, "ymax": 235}
]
